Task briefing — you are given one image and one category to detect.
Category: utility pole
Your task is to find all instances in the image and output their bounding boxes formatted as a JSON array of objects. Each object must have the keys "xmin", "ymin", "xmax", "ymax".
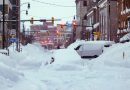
[
  {"xmin": 108, "ymin": 0, "xmax": 111, "ymax": 41},
  {"xmin": 16, "ymin": 0, "xmax": 20, "ymax": 52},
  {"xmin": 22, "ymin": 22, "xmax": 25, "ymax": 45},
  {"xmin": 2, "ymin": 0, "xmax": 5, "ymax": 49}
]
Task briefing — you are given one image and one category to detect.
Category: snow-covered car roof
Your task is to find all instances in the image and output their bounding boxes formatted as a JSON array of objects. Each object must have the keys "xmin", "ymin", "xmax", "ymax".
[
  {"xmin": 120, "ymin": 33, "xmax": 130, "ymax": 42},
  {"xmin": 67, "ymin": 40, "xmax": 115, "ymax": 49}
]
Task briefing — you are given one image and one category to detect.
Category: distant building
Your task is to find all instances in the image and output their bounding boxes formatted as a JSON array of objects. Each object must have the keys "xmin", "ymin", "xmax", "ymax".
[
  {"xmin": 56, "ymin": 24, "xmax": 72, "ymax": 47},
  {"xmin": 30, "ymin": 22, "xmax": 57, "ymax": 48}
]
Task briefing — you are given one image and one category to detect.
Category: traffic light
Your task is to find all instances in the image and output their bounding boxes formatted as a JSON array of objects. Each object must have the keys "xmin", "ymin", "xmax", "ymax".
[
  {"xmin": 30, "ymin": 17, "xmax": 34, "ymax": 24},
  {"xmin": 28, "ymin": 3, "xmax": 30, "ymax": 9},
  {"xmin": 52, "ymin": 17, "xmax": 54, "ymax": 25},
  {"xmin": 26, "ymin": 10, "xmax": 28, "ymax": 15},
  {"xmin": 60, "ymin": 24, "xmax": 64, "ymax": 29},
  {"xmin": 56, "ymin": 30, "xmax": 60, "ymax": 36},
  {"xmin": 72, "ymin": 20, "xmax": 77, "ymax": 29}
]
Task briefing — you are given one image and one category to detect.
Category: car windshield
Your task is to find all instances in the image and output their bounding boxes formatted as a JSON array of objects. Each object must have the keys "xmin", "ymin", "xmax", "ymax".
[{"xmin": 75, "ymin": 45, "xmax": 81, "ymax": 50}]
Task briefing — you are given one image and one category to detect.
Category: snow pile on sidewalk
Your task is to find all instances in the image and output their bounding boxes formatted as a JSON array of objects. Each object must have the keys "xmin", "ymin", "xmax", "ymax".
[
  {"xmin": 0, "ymin": 43, "xmax": 52, "ymax": 90},
  {"xmin": 0, "ymin": 61, "xmax": 23, "ymax": 90},
  {"xmin": 7, "ymin": 43, "xmax": 52, "ymax": 69},
  {"xmin": 94, "ymin": 42, "xmax": 130, "ymax": 68}
]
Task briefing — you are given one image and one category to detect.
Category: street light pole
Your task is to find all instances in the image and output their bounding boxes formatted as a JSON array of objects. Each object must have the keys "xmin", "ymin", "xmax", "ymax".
[
  {"xmin": 22, "ymin": 22, "xmax": 25, "ymax": 36},
  {"xmin": 2, "ymin": 0, "xmax": 5, "ymax": 49},
  {"xmin": 16, "ymin": 2, "xmax": 30, "ymax": 52},
  {"xmin": 72, "ymin": 16, "xmax": 77, "ymax": 42},
  {"xmin": 81, "ymin": 19, "xmax": 84, "ymax": 40},
  {"xmin": 16, "ymin": 0, "xmax": 21, "ymax": 52},
  {"xmin": 91, "ymin": 23, "xmax": 94, "ymax": 41}
]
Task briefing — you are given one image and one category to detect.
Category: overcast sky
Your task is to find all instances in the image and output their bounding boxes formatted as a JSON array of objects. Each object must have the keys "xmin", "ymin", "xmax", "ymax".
[{"xmin": 21, "ymin": 0, "xmax": 76, "ymax": 29}]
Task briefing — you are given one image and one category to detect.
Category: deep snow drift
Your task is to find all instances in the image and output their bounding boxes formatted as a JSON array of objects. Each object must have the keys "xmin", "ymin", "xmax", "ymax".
[{"xmin": 0, "ymin": 41, "xmax": 130, "ymax": 90}]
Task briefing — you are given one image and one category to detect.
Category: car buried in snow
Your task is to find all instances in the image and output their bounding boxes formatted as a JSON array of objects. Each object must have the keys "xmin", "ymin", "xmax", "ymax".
[{"xmin": 74, "ymin": 41, "xmax": 115, "ymax": 58}]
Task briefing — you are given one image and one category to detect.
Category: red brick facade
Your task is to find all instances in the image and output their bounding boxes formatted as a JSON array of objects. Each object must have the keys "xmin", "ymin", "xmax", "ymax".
[{"xmin": 117, "ymin": 0, "xmax": 130, "ymax": 40}]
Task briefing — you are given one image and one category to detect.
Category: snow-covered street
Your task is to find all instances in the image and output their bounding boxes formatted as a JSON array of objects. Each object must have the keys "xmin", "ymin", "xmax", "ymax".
[{"xmin": 0, "ymin": 41, "xmax": 130, "ymax": 90}]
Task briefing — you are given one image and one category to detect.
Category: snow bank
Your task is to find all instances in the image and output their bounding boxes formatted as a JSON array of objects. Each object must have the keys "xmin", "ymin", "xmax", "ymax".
[
  {"xmin": 92, "ymin": 42, "xmax": 130, "ymax": 69},
  {"xmin": 0, "ymin": 43, "xmax": 52, "ymax": 90},
  {"xmin": 53, "ymin": 49, "xmax": 81, "ymax": 63},
  {"xmin": 0, "ymin": 55, "xmax": 24, "ymax": 90},
  {"xmin": 0, "ymin": 41, "xmax": 130, "ymax": 90},
  {"xmin": 44, "ymin": 48, "xmax": 85, "ymax": 71},
  {"xmin": 7, "ymin": 43, "xmax": 52, "ymax": 69}
]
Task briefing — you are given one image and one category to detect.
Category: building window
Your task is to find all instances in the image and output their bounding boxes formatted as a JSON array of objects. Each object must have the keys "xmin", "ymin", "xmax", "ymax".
[
  {"xmin": 83, "ymin": 1, "xmax": 87, "ymax": 6},
  {"xmin": 83, "ymin": 14, "xmax": 87, "ymax": 20},
  {"xmin": 128, "ymin": 20, "xmax": 130, "ymax": 29},
  {"xmin": 0, "ymin": 5, "xmax": 9, "ymax": 14}
]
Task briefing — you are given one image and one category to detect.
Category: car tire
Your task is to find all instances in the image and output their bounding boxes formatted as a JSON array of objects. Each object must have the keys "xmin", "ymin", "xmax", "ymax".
[{"xmin": 94, "ymin": 55, "xmax": 98, "ymax": 58}]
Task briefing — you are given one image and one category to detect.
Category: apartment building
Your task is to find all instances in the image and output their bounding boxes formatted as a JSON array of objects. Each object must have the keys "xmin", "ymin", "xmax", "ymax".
[
  {"xmin": 11, "ymin": 0, "xmax": 20, "ymax": 34},
  {"xmin": 98, "ymin": 0, "xmax": 118, "ymax": 42},
  {"xmin": 117, "ymin": 0, "xmax": 130, "ymax": 41},
  {"xmin": 0, "ymin": 11, "xmax": 2, "ymax": 48},
  {"xmin": 86, "ymin": 0, "xmax": 100, "ymax": 40},
  {"xmin": 75, "ymin": 0, "xmax": 119, "ymax": 42},
  {"xmin": 0, "ymin": 0, "xmax": 13, "ymax": 48},
  {"xmin": 0, "ymin": 0, "xmax": 13, "ymax": 32},
  {"xmin": 75, "ymin": 0, "xmax": 87, "ymax": 39}
]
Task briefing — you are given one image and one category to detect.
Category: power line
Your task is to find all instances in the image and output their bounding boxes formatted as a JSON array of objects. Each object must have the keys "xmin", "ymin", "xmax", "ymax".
[
  {"xmin": 60, "ymin": 16, "xmax": 74, "ymax": 19},
  {"xmin": 31, "ymin": 0, "xmax": 75, "ymax": 7}
]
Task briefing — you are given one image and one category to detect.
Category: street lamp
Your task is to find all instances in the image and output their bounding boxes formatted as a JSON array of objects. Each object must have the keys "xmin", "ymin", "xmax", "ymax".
[
  {"xmin": 91, "ymin": 23, "xmax": 94, "ymax": 41},
  {"xmin": 11, "ymin": 2, "xmax": 31, "ymax": 51}
]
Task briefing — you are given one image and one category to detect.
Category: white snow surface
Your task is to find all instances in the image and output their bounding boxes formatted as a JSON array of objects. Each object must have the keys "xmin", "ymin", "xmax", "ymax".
[{"xmin": 0, "ymin": 41, "xmax": 130, "ymax": 90}]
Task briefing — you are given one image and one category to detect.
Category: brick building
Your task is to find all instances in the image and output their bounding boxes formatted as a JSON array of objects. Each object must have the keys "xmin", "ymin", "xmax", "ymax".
[
  {"xmin": 0, "ymin": 0, "xmax": 13, "ymax": 48},
  {"xmin": 98, "ymin": 0, "xmax": 118, "ymax": 42},
  {"xmin": 86, "ymin": 0, "xmax": 100, "ymax": 40},
  {"xmin": 75, "ymin": 0, "xmax": 119, "ymax": 42},
  {"xmin": 30, "ymin": 22, "xmax": 57, "ymax": 48},
  {"xmin": 117, "ymin": 0, "xmax": 130, "ymax": 41},
  {"xmin": 75, "ymin": 0, "xmax": 87, "ymax": 39}
]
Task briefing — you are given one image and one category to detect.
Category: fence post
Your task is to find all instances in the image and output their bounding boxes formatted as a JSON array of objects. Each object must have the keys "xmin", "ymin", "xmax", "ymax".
[{"xmin": 123, "ymin": 51, "xmax": 125, "ymax": 60}]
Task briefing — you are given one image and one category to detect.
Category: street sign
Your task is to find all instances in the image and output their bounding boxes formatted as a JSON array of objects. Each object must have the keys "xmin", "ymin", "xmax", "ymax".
[
  {"xmin": 66, "ymin": 21, "xmax": 72, "ymax": 27},
  {"xmin": 9, "ymin": 38, "xmax": 18, "ymax": 43}
]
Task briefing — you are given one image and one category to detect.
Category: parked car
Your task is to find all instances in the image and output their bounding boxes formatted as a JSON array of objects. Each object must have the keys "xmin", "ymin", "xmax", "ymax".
[{"xmin": 74, "ymin": 41, "xmax": 114, "ymax": 58}]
